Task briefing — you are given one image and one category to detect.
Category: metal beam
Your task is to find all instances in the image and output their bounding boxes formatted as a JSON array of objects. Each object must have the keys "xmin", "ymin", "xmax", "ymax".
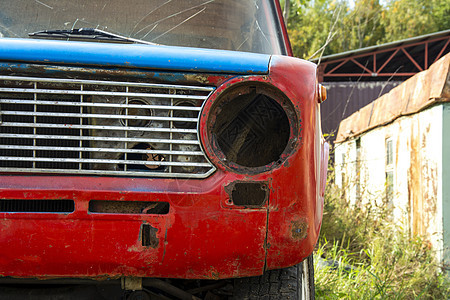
[
  {"xmin": 350, "ymin": 58, "xmax": 373, "ymax": 74},
  {"xmin": 377, "ymin": 49, "xmax": 400, "ymax": 73},
  {"xmin": 434, "ymin": 38, "xmax": 450, "ymax": 63},
  {"xmin": 401, "ymin": 48, "xmax": 423, "ymax": 71},
  {"xmin": 324, "ymin": 73, "xmax": 418, "ymax": 77},
  {"xmin": 318, "ymin": 35, "xmax": 449, "ymax": 80}
]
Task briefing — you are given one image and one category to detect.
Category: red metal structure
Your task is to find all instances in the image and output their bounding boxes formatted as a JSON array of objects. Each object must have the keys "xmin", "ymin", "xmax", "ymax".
[{"xmin": 317, "ymin": 29, "xmax": 450, "ymax": 81}]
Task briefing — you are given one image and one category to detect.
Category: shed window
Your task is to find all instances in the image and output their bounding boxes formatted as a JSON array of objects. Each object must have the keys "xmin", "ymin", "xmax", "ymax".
[
  {"xmin": 385, "ymin": 138, "xmax": 394, "ymax": 202},
  {"xmin": 386, "ymin": 139, "xmax": 393, "ymax": 165}
]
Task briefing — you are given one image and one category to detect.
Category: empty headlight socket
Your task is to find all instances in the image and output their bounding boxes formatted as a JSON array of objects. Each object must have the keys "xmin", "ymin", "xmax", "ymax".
[
  {"xmin": 207, "ymin": 82, "xmax": 299, "ymax": 175},
  {"xmin": 224, "ymin": 181, "xmax": 270, "ymax": 208}
]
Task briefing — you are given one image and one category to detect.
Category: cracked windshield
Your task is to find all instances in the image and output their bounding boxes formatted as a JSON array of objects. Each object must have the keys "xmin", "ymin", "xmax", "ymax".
[{"xmin": 0, "ymin": 0, "xmax": 285, "ymax": 55}]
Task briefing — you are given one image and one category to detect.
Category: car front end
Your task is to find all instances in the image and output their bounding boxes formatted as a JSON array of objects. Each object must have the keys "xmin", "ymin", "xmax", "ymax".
[{"xmin": 0, "ymin": 0, "xmax": 328, "ymax": 297}]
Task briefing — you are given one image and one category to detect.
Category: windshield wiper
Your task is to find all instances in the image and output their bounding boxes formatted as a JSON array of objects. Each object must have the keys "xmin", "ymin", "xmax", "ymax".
[{"xmin": 28, "ymin": 28, "xmax": 156, "ymax": 45}]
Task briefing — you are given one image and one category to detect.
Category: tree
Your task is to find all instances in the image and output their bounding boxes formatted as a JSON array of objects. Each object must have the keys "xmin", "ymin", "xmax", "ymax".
[
  {"xmin": 381, "ymin": 0, "xmax": 433, "ymax": 42},
  {"xmin": 346, "ymin": 0, "xmax": 384, "ymax": 49},
  {"xmin": 287, "ymin": 0, "xmax": 384, "ymax": 59},
  {"xmin": 432, "ymin": 0, "xmax": 450, "ymax": 32},
  {"xmin": 285, "ymin": 0, "xmax": 449, "ymax": 59},
  {"xmin": 287, "ymin": 0, "xmax": 345, "ymax": 59}
]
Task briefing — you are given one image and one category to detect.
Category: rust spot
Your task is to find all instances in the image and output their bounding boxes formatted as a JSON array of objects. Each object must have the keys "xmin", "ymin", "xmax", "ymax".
[
  {"xmin": 408, "ymin": 122, "xmax": 438, "ymax": 237},
  {"xmin": 291, "ymin": 220, "xmax": 307, "ymax": 240},
  {"xmin": 2, "ymin": 63, "xmax": 233, "ymax": 86},
  {"xmin": 184, "ymin": 74, "xmax": 209, "ymax": 84},
  {"xmin": 142, "ymin": 224, "xmax": 159, "ymax": 248}
]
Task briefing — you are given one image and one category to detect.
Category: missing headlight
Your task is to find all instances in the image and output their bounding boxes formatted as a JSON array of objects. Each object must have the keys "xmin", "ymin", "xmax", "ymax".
[{"xmin": 209, "ymin": 84, "xmax": 297, "ymax": 170}]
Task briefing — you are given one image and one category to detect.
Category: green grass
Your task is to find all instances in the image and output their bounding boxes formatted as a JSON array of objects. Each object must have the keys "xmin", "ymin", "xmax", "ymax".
[{"xmin": 315, "ymin": 182, "xmax": 450, "ymax": 299}]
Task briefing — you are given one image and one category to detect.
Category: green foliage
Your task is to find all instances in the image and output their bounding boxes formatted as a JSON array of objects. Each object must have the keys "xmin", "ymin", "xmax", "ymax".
[
  {"xmin": 381, "ymin": 0, "xmax": 435, "ymax": 43},
  {"xmin": 346, "ymin": 0, "xmax": 385, "ymax": 49},
  {"xmin": 286, "ymin": 0, "xmax": 450, "ymax": 59},
  {"xmin": 287, "ymin": 0, "xmax": 344, "ymax": 59},
  {"xmin": 316, "ymin": 181, "xmax": 450, "ymax": 299}
]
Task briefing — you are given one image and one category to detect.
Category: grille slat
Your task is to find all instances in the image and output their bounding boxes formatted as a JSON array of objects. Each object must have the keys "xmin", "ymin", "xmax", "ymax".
[
  {"xmin": 1, "ymin": 122, "xmax": 197, "ymax": 133},
  {"xmin": 0, "ymin": 99, "xmax": 203, "ymax": 111},
  {"xmin": 1, "ymin": 111, "xmax": 199, "ymax": 123},
  {"xmin": 0, "ymin": 145, "xmax": 204, "ymax": 156},
  {"xmin": 0, "ymin": 133, "xmax": 199, "ymax": 144},
  {"xmin": 2, "ymin": 168, "xmax": 216, "ymax": 178},
  {"xmin": 0, "ymin": 75, "xmax": 214, "ymax": 92},
  {"xmin": 0, "ymin": 75, "xmax": 216, "ymax": 178},
  {"xmin": 0, "ymin": 156, "xmax": 212, "ymax": 167},
  {"xmin": 0, "ymin": 87, "xmax": 208, "ymax": 100}
]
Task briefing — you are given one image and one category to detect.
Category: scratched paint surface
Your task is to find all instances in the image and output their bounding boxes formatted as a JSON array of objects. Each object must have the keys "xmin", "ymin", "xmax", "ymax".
[{"xmin": 0, "ymin": 39, "xmax": 271, "ymax": 75}]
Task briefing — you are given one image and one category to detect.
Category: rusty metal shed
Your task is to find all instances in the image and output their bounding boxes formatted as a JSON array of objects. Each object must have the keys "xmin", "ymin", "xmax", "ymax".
[
  {"xmin": 334, "ymin": 53, "xmax": 450, "ymax": 270},
  {"xmin": 315, "ymin": 29, "xmax": 450, "ymax": 146}
]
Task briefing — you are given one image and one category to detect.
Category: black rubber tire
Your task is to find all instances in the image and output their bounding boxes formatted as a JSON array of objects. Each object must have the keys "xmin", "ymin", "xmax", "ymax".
[
  {"xmin": 233, "ymin": 255, "xmax": 315, "ymax": 300},
  {"xmin": 300, "ymin": 255, "xmax": 315, "ymax": 300}
]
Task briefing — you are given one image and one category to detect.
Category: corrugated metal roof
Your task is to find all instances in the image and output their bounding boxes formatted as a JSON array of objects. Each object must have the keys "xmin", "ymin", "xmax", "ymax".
[{"xmin": 335, "ymin": 53, "xmax": 450, "ymax": 143}]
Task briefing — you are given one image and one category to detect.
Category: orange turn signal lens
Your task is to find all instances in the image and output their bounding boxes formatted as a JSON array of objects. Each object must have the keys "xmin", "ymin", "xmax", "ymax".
[{"xmin": 318, "ymin": 84, "xmax": 327, "ymax": 103}]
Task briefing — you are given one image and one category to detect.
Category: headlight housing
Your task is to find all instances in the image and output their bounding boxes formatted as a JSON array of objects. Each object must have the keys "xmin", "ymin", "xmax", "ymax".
[{"xmin": 204, "ymin": 81, "xmax": 299, "ymax": 174}]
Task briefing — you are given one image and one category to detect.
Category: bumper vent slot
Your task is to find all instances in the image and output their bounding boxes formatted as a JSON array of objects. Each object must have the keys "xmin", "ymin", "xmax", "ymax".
[
  {"xmin": 0, "ymin": 199, "xmax": 74, "ymax": 213},
  {"xmin": 89, "ymin": 200, "xmax": 169, "ymax": 215},
  {"xmin": 0, "ymin": 75, "xmax": 215, "ymax": 178}
]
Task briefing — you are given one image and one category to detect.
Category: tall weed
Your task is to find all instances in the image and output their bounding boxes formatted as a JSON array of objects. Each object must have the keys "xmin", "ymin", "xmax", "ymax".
[{"xmin": 316, "ymin": 181, "xmax": 450, "ymax": 299}]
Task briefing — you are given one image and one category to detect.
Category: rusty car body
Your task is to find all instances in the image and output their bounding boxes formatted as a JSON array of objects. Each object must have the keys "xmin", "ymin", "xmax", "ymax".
[{"xmin": 0, "ymin": 0, "xmax": 328, "ymax": 298}]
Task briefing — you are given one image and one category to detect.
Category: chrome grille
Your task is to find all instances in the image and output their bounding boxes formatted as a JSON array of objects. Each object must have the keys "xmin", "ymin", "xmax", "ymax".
[{"xmin": 0, "ymin": 75, "xmax": 216, "ymax": 178}]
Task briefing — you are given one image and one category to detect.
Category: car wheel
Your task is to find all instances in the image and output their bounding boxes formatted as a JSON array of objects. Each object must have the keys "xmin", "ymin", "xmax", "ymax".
[{"xmin": 232, "ymin": 255, "xmax": 315, "ymax": 300}]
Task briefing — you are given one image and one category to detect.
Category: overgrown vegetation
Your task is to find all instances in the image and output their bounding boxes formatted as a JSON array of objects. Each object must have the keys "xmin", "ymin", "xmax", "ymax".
[{"xmin": 315, "ymin": 181, "xmax": 450, "ymax": 299}]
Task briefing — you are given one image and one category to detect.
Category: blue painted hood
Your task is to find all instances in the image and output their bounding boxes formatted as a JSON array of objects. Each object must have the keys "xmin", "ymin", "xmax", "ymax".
[{"xmin": 0, "ymin": 38, "xmax": 270, "ymax": 75}]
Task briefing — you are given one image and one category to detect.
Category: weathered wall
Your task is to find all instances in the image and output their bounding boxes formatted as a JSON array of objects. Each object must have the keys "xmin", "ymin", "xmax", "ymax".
[
  {"xmin": 442, "ymin": 105, "xmax": 450, "ymax": 269},
  {"xmin": 335, "ymin": 104, "xmax": 444, "ymax": 263},
  {"xmin": 334, "ymin": 139, "xmax": 359, "ymax": 206}
]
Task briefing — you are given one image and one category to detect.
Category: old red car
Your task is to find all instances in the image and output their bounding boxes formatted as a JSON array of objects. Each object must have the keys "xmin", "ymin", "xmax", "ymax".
[{"xmin": 0, "ymin": 0, "xmax": 328, "ymax": 299}]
